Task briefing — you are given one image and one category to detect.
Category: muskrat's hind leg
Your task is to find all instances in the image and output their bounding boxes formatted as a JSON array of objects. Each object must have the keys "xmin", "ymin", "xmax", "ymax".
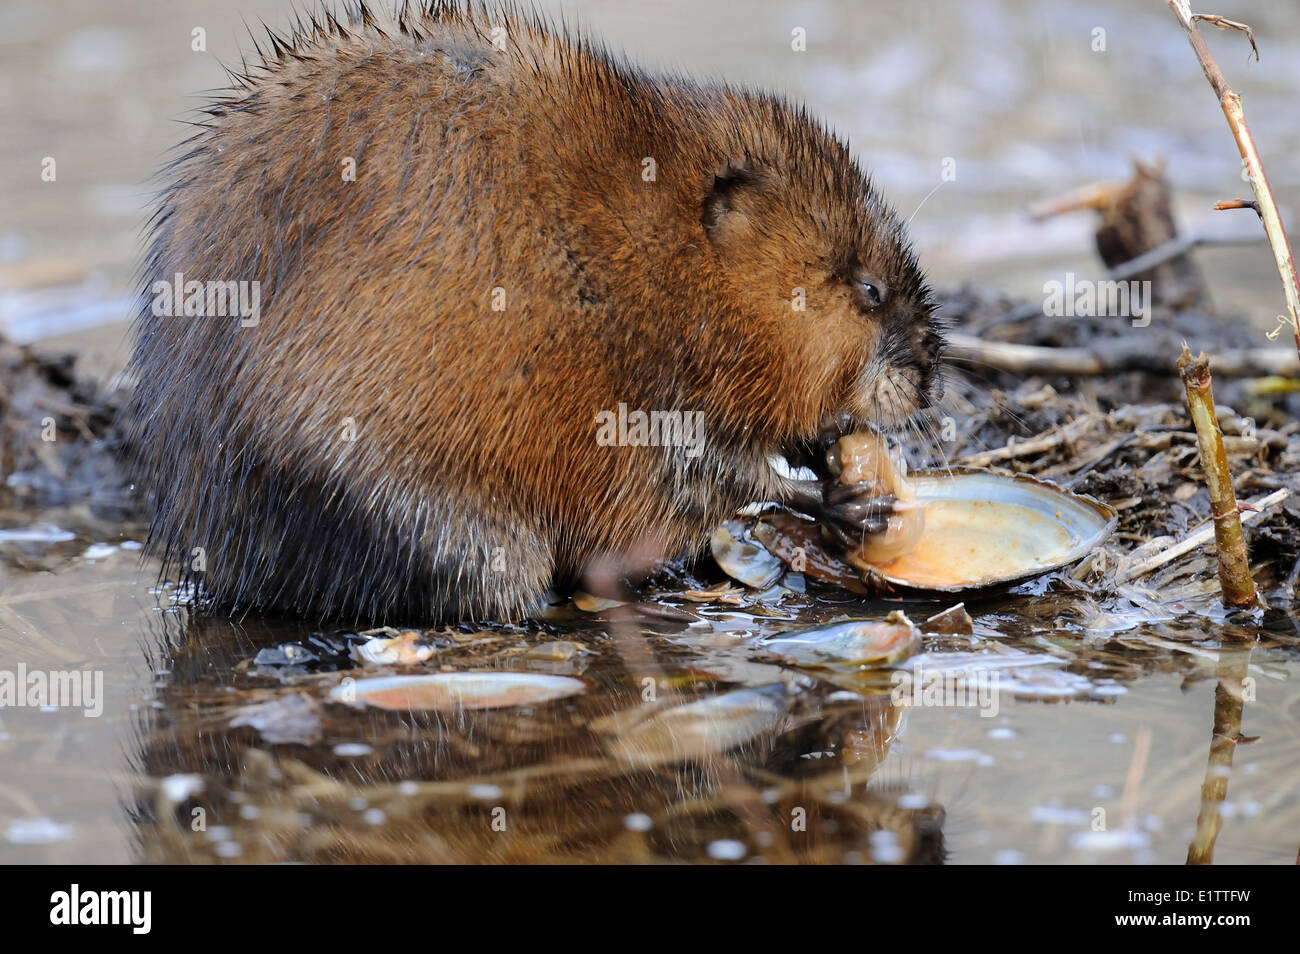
[{"xmin": 419, "ymin": 514, "xmax": 555, "ymax": 624}]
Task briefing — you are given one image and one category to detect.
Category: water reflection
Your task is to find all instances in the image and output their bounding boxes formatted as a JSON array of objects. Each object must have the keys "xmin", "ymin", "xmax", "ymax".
[{"xmin": 126, "ymin": 608, "xmax": 945, "ymax": 864}]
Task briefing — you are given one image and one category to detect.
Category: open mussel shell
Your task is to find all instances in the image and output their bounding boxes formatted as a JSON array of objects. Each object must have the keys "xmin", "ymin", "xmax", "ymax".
[
  {"xmin": 329, "ymin": 672, "xmax": 587, "ymax": 711},
  {"xmin": 864, "ymin": 468, "xmax": 1117, "ymax": 592},
  {"xmin": 743, "ymin": 468, "xmax": 1116, "ymax": 595},
  {"xmin": 709, "ymin": 518, "xmax": 786, "ymax": 590}
]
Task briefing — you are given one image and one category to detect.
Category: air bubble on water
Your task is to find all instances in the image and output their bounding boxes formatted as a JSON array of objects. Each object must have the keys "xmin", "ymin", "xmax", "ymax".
[
  {"xmin": 706, "ymin": 839, "xmax": 747, "ymax": 861},
  {"xmin": 869, "ymin": 846, "xmax": 906, "ymax": 864},
  {"xmin": 1070, "ymin": 829, "xmax": 1151, "ymax": 851},
  {"xmin": 5, "ymin": 818, "xmax": 73, "ymax": 845},
  {"xmin": 1030, "ymin": 805, "xmax": 1091, "ymax": 826},
  {"xmin": 923, "ymin": 748, "xmax": 992, "ymax": 764}
]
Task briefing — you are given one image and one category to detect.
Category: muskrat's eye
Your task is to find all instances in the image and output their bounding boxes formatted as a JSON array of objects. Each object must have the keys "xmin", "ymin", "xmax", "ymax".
[{"xmin": 856, "ymin": 279, "xmax": 887, "ymax": 310}]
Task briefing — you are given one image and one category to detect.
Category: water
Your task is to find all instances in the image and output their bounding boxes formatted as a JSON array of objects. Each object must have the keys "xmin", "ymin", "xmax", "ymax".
[
  {"xmin": 3, "ymin": 0, "xmax": 1300, "ymax": 864},
  {"xmin": 2, "ymin": 531, "xmax": 1297, "ymax": 863}
]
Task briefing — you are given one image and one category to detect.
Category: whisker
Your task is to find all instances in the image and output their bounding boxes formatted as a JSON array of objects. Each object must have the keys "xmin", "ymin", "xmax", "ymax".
[{"xmin": 904, "ymin": 182, "xmax": 944, "ymax": 228}]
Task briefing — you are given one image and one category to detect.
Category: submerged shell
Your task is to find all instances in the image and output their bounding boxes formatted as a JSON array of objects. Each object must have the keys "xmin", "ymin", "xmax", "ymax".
[
  {"xmin": 330, "ymin": 672, "xmax": 586, "ymax": 711},
  {"xmin": 594, "ymin": 683, "xmax": 789, "ymax": 766},
  {"xmin": 523, "ymin": 641, "xmax": 591, "ymax": 661},
  {"xmin": 761, "ymin": 613, "xmax": 921, "ymax": 669},
  {"xmin": 710, "ymin": 518, "xmax": 786, "ymax": 589},
  {"xmin": 753, "ymin": 468, "xmax": 1116, "ymax": 594},
  {"xmin": 573, "ymin": 591, "xmax": 626, "ymax": 612},
  {"xmin": 352, "ymin": 630, "xmax": 435, "ymax": 665},
  {"xmin": 921, "ymin": 603, "xmax": 974, "ymax": 635}
]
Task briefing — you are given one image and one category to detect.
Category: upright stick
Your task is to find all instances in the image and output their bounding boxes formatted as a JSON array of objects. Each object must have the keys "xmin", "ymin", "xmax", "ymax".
[{"xmin": 1177, "ymin": 345, "xmax": 1258, "ymax": 608}]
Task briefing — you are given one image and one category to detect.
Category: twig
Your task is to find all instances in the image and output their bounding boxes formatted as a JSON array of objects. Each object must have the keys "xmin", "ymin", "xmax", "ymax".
[
  {"xmin": 1167, "ymin": 0, "xmax": 1300, "ymax": 361},
  {"xmin": 1177, "ymin": 345, "xmax": 1258, "ymax": 608},
  {"xmin": 1115, "ymin": 487, "xmax": 1289, "ymax": 583},
  {"xmin": 946, "ymin": 332, "xmax": 1299, "ymax": 379},
  {"xmin": 1105, "ymin": 233, "xmax": 1197, "ymax": 281},
  {"xmin": 1026, "ymin": 180, "xmax": 1121, "ymax": 220},
  {"xmin": 957, "ymin": 417, "xmax": 1092, "ymax": 467},
  {"xmin": 1214, "ymin": 198, "xmax": 1261, "ymax": 218},
  {"xmin": 958, "ymin": 433, "xmax": 1063, "ymax": 468},
  {"xmin": 1105, "ymin": 231, "xmax": 1263, "ymax": 282},
  {"xmin": 1190, "ymin": 14, "xmax": 1258, "ymax": 60}
]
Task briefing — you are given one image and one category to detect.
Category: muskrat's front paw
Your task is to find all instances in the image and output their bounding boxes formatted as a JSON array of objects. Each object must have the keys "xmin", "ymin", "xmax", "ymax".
[{"xmin": 818, "ymin": 481, "xmax": 898, "ymax": 549}]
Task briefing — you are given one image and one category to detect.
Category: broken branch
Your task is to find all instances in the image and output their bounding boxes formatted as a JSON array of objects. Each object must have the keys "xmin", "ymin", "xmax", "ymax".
[
  {"xmin": 1177, "ymin": 344, "xmax": 1259, "ymax": 608},
  {"xmin": 946, "ymin": 331, "xmax": 1298, "ymax": 379},
  {"xmin": 1213, "ymin": 198, "xmax": 1260, "ymax": 218}
]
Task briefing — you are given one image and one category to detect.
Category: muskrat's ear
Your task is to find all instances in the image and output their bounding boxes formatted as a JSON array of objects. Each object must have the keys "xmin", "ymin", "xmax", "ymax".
[{"xmin": 702, "ymin": 157, "xmax": 764, "ymax": 246}]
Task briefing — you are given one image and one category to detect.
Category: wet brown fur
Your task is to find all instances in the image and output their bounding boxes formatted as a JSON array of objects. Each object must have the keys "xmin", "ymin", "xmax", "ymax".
[{"xmin": 127, "ymin": 1, "xmax": 942, "ymax": 622}]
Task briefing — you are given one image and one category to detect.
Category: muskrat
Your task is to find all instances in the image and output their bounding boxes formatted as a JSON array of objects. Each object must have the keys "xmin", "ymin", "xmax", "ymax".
[{"xmin": 126, "ymin": 1, "xmax": 943, "ymax": 623}]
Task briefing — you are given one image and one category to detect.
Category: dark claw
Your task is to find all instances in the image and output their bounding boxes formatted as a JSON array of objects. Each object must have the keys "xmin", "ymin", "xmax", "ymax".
[
  {"xmin": 820, "ymin": 483, "xmax": 896, "ymax": 548},
  {"xmin": 776, "ymin": 477, "xmax": 899, "ymax": 550}
]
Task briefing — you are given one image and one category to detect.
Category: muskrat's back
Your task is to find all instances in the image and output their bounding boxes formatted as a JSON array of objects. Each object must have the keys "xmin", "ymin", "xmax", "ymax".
[{"xmin": 128, "ymin": 2, "xmax": 942, "ymax": 622}]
